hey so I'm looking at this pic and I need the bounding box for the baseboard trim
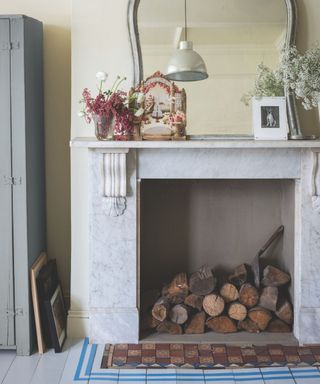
[67,310,89,338]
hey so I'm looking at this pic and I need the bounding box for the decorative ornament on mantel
[132,71,187,140]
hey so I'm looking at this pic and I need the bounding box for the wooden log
[203,294,225,317]
[206,316,237,333]
[162,272,189,304]
[189,265,216,296]
[228,264,249,286]
[169,304,189,324]
[261,265,290,287]
[157,321,183,335]
[238,318,260,333]
[140,312,161,331]
[185,311,206,334]
[220,283,239,303]
[258,286,278,312]
[228,302,247,321]
[267,319,291,333]
[239,283,259,308]
[248,307,272,331]
[184,294,203,311]
[141,289,160,313]
[152,297,170,322]
[275,300,293,325]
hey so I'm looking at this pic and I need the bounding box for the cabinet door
[0,18,15,347]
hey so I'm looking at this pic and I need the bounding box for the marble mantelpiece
[71,137,320,149]
[71,138,320,345]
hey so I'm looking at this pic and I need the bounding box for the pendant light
[165,0,208,82]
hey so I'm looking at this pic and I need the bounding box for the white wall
[69,0,320,336]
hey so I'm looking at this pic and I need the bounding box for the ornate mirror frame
[128,0,303,139]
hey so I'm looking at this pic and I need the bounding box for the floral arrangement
[242,45,320,110]
[241,64,284,106]
[279,46,320,110]
[79,72,145,139]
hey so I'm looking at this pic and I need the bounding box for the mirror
[129,0,300,137]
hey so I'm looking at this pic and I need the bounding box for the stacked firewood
[141,264,293,335]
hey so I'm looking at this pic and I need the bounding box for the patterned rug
[100,343,320,369]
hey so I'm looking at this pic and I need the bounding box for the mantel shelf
[71,137,320,149]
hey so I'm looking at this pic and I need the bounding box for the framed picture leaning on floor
[45,283,67,353]
[252,96,288,140]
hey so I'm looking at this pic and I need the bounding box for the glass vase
[93,114,114,141]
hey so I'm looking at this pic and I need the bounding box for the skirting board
[67,310,89,338]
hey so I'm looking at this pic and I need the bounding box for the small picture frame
[45,284,67,353]
[37,259,59,349]
[252,96,288,140]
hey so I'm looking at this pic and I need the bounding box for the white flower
[137,92,145,103]
[96,71,108,82]
[78,111,86,118]
[135,107,144,117]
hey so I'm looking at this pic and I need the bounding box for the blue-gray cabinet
[0,15,46,355]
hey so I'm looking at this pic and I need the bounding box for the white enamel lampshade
[165,40,208,82]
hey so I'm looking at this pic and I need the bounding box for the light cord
[184,0,187,41]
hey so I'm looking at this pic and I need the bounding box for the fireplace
[70,139,320,345]
[140,179,295,341]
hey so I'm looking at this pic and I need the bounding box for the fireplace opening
[139,179,296,344]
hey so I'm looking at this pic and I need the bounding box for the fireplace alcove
[140,178,296,343]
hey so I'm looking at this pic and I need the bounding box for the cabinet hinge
[2,176,22,186]
[11,42,20,50]
[0,41,20,50]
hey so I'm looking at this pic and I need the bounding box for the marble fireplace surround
[71,138,320,345]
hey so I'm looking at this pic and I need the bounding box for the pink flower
[80,78,134,136]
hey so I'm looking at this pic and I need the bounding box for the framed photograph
[30,252,48,354]
[45,284,67,353]
[252,97,288,140]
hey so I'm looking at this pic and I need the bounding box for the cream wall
[0,2,72,297]
[69,0,134,335]
[69,0,320,336]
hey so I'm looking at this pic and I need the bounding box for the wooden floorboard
[2,352,40,384]
[29,339,72,384]
[0,350,15,383]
